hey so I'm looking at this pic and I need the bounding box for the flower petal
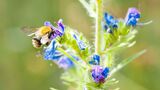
[125,7,141,26]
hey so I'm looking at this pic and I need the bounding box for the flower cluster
[27,7,141,85]
[25,0,147,89]
[89,55,110,83]
[91,65,109,83]
[88,7,141,84]
[104,8,140,33]
[103,7,141,48]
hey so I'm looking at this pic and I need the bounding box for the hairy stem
[57,47,87,68]
[95,0,102,54]
[57,47,77,62]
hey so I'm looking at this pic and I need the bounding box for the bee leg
[32,37,42,48]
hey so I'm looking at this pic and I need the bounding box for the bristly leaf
[79,0,96,18]
[50,87,58,90]
[59,26,91,60]
[110,50,146,76]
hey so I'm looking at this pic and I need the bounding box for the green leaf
[49,87,58,90]
[103,78,119,88]
[60,26,91,60]
[110,50,146,76]
[79,0,96,18]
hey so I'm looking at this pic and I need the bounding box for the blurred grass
[0,0,160,90]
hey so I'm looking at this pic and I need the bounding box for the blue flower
[43,39,79,69]
[57,55,79,69]
[91,66,109,83]
[104,12,118,29]
[57,56,74,69]
[89,54,100,65]
[125,7,141,26]
[44,21,56,30]
[44,19,65,40]
[101,67,109,78]
[73,34,86,50]
[57,19,65,34]
[43,40,62,60]
[49,30,63,40]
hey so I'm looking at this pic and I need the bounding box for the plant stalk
[95,0,102,54]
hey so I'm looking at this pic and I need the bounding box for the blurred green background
[0,0,159,90]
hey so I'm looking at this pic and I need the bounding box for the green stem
[95,0,102,54]
[57,47,77,62]
[57,47,86,68]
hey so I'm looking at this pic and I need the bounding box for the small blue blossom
[125,7,141,26]
[43,39,79,69]
[57,56,74,69]
[101,67,109,78]
[44,21,56,30]
[57,55,79,69]
[43,40,62,60]
[91,66,109,83]
[104,12,118,29]
[57,19,65,34]
[89,54,100,65]
[73,34,86,50]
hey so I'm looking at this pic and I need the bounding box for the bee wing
[21,26,39,37]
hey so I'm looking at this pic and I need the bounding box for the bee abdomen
[32,38,41,48]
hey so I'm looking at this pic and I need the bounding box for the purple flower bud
[91,66,109,83]
[44,21,51,26]
[104,12,118,29]
[125,7,141,26]
[44,21,57,30]
[57,19,65,34]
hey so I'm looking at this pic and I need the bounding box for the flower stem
[57,47,76,61]
[57,47,87,68]
[95,0,102,54]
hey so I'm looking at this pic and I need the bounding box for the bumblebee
[22,26,53,48]
[34,26,51,37]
